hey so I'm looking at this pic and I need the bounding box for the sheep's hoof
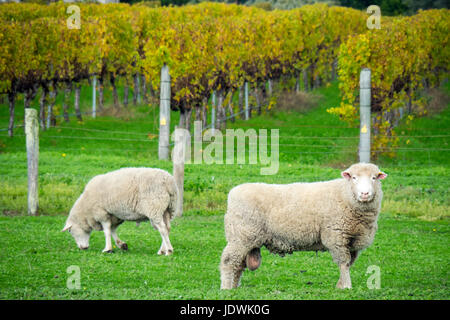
[103,249,114,254]
[158,249,173,256]
[119,243,128,251]
[220,284,233,290]
[336,280,352,289]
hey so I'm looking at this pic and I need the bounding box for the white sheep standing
[62,167,181,255]
[220,163,387,289]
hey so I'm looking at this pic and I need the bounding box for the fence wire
[1,132,448,154]
[1,102,449,162]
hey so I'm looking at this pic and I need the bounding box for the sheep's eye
[372,176,376,180]
[352,176,356,180]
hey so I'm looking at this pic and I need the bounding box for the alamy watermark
[367,5,381,30]
[366,265,381,289]
[66,265,81,290]
[171,121,279,175]
[67,5,81,30]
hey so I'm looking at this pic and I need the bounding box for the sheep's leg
[232,268,245,288]
[157,236,168,255]
[328,247,352,289]
[337,263,352,289]
[336,250,359,288]
[220,243,247,289]
[154,219,173,256]
[163,211,171,234]
[101,220,114,253]
[111,225,128,251]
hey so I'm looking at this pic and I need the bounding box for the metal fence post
[359,68,371,163]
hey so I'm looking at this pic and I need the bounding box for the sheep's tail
[246,248,262,271]
[167,175,183,218]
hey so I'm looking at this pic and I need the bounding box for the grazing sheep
[62,167,181,255]
[220,163,387,289]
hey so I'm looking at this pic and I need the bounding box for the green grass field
[0,214,448,299]
[0,81,448,299]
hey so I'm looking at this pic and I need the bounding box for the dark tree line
[17,0,449,15]
[339,0,449,16]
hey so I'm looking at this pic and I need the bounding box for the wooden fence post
[244,81,249,120]
[211,91,216,135]
[331,59,337,81]
[46,88,56,129]
[359,68,371,163]
[268,79,273,97]
[39,89,47,130]
[302,69,309,91]
[141,74,147,104]
[8,92,15,137]
[173,128,186,216]
[133,73,140,105]
[137,74,141,104]
[159,64,171,160]
[295,73,300,93]
[25,108,39,216]
[217,90,225,130]
[92,76,97,118]
[74,84,82,121]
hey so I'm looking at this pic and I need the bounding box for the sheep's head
[62,219,91,250]
[341,163,387,203]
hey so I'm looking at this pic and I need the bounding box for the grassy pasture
[0,81,448,299]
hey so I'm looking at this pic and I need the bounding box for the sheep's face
[341,163,387,203]
[62,221,91,250]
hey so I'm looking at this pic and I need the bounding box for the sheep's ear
[61,223,72,232]
[341,171,351,180]
[377,172,388,180]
